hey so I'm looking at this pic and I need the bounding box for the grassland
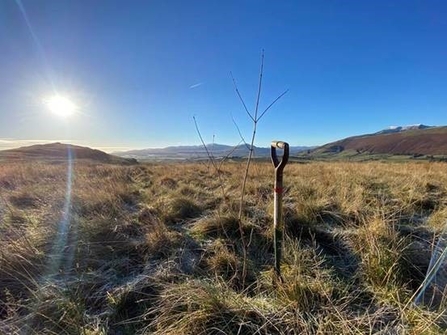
[1,160,447,334]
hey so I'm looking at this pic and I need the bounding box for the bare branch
[231,72,254,122]
[253,49,265,121]
[257,89,289,122]
[218,139,244,170]
[193,116,231,206]
[231,114,250,150]
[193,116,217,170]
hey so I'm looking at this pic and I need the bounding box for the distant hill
[314,125,447,157]
[0,143,137,164]
[114,144,314,160]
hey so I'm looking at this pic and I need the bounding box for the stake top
[271,141,289,170]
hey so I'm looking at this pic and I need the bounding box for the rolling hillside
[315,126,447,156]
[0,143,137,164]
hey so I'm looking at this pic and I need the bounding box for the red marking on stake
[274,187,283,194]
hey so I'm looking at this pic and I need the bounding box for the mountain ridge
[0,143,137,164]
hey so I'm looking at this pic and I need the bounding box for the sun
[45,95,77,118]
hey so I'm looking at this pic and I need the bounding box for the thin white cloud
[96,146,143,153]
[189,82,204,89]
[0,139,15,144]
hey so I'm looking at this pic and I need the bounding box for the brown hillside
[320,126,447,155]
[0,142,137,164]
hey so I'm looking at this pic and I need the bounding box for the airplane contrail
[189,82,204,89]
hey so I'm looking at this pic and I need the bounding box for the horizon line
[0,139,320,153]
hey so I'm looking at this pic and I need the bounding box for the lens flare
[46,146,74,279]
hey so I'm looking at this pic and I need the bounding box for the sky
[1,0,447,152]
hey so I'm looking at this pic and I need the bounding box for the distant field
[295,151,447,163]
[1,160,447,334]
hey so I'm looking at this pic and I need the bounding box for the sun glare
[45,95,77,118]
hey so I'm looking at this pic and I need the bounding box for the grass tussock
[1,160,447,333]
[192,214,243,239]
[161,195,202,224]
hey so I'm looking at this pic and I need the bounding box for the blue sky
[1,0,446,151]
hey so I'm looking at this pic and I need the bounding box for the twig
[193,116,232,242]
[258,89,289,121]
[253,49,265,121]
[218,140,244,171]
[231,115,250,150]
[231,72,254,122]
[193,116,218,172]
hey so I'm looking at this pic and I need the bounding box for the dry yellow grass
[1,160,447,334]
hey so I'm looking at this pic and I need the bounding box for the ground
[0,160,446,334]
